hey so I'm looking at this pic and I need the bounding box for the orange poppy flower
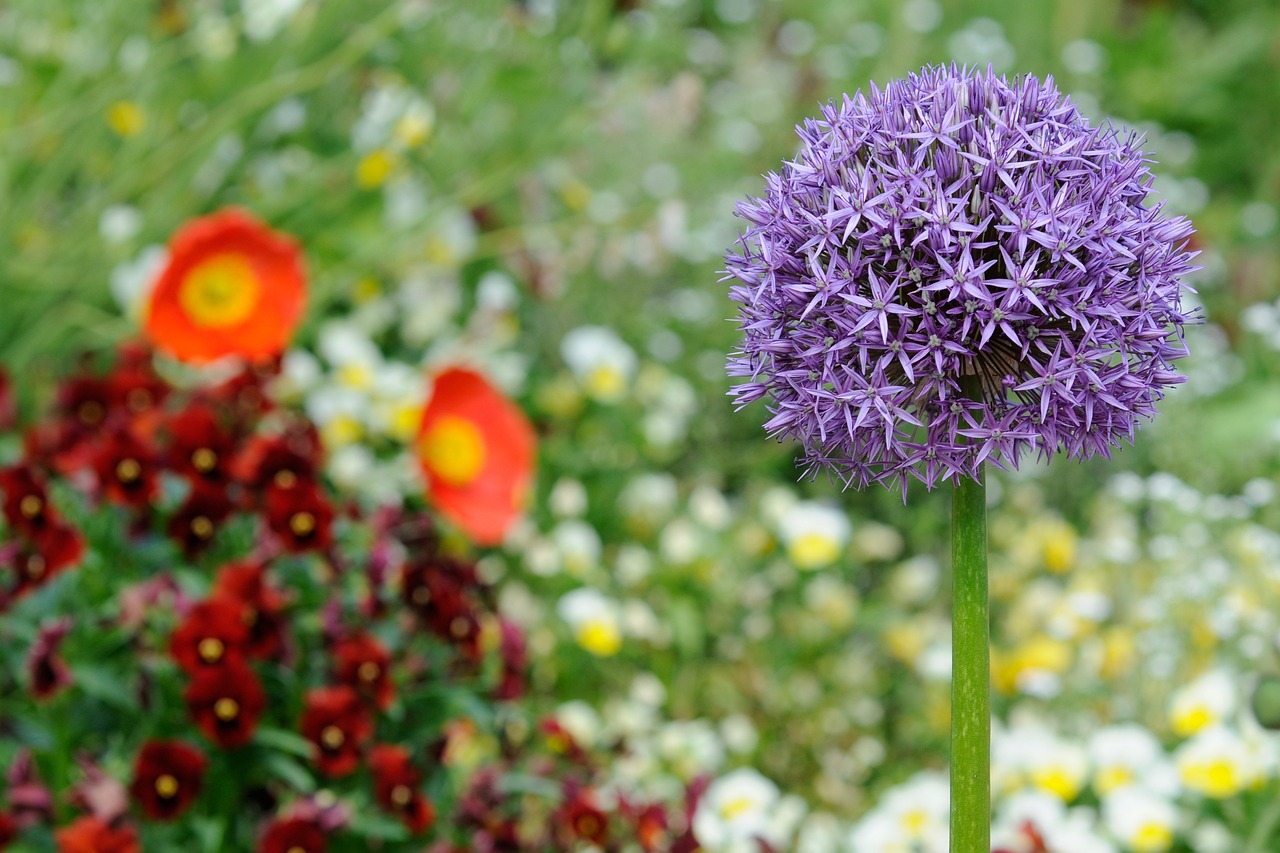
[416,367,535,546]
[144,209,305,364]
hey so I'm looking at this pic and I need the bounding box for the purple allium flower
[725,65,1199,493]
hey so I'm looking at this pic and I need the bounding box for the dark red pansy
[0,810,15,848]
[7,523,86,600]
[333,633,394,710]
[27,617,73,700]
[106,344,169,420]
[7,749,54,828]
[265,482,334,553]
[558,787,608,846]
[166,403,235,483]
[400,556,482,658]
[299,686,372,778]
[260,816,326,853]
[200,362,277,434]
[184,659,266,749]
[0,464,55,537]
[170,597,249,674]
[53,816,141,853]
[128,740,206,821]
[230,427,319,497]
[166,482,235,557]
[368,745,435,834]
[213,562,287,660]
[493,618,528,701]
[91,430,158,509]
[0,368,15,431]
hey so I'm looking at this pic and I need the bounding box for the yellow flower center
[788,532,841,569]
[1171,705,1214,737]
[198,637,225,664]
[179,253,259,328]
[155,774,180,798]
[191,448,218,473]
[1132,822,1174,853]
[19,495,43,518]
[116,458,142,483]
[584,365,626,401]
[719,795,755,820]
[1031,766,1082,801]
[26,555,46,578]
[290,512,316,537]
[190,516,215,539]
[391,784,412,807]
[420,416,486,487]
[1094,765,1135,795]
[320,725,345,750]
[358,661,380,683]
[901,808,929,836]
[107,100,146,137]
[356,149,395,189]
[575,619,621,657]
[213,697,239,721]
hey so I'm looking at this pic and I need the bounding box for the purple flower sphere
[725,65,1199,493]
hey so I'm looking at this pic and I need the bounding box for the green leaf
[262,752,316,793]
[254,726,315,758]
[70,665,138,711]
[347,811,410,841]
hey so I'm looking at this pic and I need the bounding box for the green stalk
[950,452,989,852]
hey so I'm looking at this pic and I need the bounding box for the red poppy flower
[368,745,435,834]
[167,483,236,557]
[265,482,334,553]
[333,633,394,710]
[128,740,206,821]
[415,367,536,546]
[5,522,86,600]
[212,563,287,660]
[144,209,306,364]
[299,686,372,778]
[166,403,235,483]
[170,598,249,674]
[0,464,55,538]
[54,817,141,853]
[184,659,266,749]
[91,430,158,509]
[260,816,326,853]
[27,617,73,700]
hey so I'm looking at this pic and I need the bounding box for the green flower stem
[950,452,990,853]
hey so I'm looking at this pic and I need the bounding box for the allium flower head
[725,65,1198,492]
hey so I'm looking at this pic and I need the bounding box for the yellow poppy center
[155,774,179,798]
[420,416,486,487]
[179,253,260,328]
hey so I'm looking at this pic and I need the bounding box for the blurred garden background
[2,0,1280,851]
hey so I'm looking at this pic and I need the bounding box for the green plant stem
[951,456,989,853]
[1244,783,1280,853]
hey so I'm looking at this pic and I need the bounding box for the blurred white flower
[692,768,779,851]
[110,245,166,323]
[552,519,602,576]
[1102,787,1177,853]
[1168,669,1237,737]
[549,478,588,518]
[557,588,623,657]
[1175,725,1270,798]
[849,771,949,852]
[242,0,306,42]
[777,501,851,570]
[1087,724,1172,796]
[99,205,142,244]
[561,325,637,403]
